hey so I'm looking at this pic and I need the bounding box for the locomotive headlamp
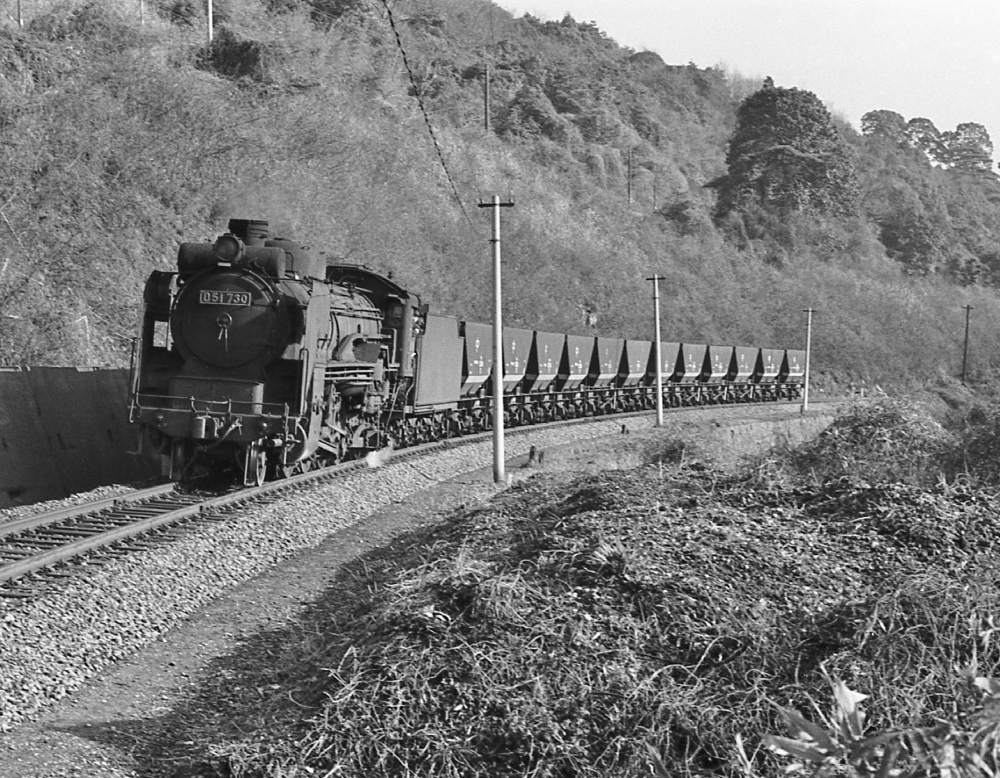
[214,233,244,263]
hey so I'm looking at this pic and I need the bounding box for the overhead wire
[377,0,478,235]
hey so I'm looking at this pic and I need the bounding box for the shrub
[746,670,1000,778]
[944,405,1000,485]
[773,398,954,487]
[196,26,278,83]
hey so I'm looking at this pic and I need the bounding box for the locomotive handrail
[127,337,142,422]
[131,391,293,419]
[297,347,310,415]
[382,327,399,370]
[128,337,140,400]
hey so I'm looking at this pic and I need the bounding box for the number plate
[199,290,251,306]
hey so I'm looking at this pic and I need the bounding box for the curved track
[0,400,801,598]
[0,484,195,591]
[0,431,439,597]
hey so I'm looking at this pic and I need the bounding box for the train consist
[129,218,806,485]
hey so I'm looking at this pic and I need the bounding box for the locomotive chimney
[227,218,269,246]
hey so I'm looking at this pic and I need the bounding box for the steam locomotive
[128,218,804,485]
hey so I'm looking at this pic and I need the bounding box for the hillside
[2,0,1000,395]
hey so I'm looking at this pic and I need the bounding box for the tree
[866,113,994,173]
[904,117,946,164]
[875,208,946,275]
[941,122,994,172]
[498,84,578,143]
[861,109,907,144]
[713,82,859,217]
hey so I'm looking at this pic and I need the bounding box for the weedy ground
[171,399,1000,777]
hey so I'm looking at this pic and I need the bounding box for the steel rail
[0,399,811,590]
[0,482,177,541]
[0,411,620,586]
[0,488,245,585]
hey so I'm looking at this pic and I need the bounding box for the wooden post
[484,63,490,132]
[627,148,633,204]
[962,304,973,384]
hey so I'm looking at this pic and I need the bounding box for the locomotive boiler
[129,219,419,485]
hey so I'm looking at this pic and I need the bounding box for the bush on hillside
[498,84,581,144]
[156,0,233,27]
[763,397,1000,490]
[942,405,1000,485]
[197,26,280,83]
[27,0,142,52]
[761,398,954,487]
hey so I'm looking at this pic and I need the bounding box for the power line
[377,0,477,233]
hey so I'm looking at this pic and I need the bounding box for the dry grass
[754,397,955,488]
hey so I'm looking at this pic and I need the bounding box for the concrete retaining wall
[0,367,158,508]
[704,411,837,469]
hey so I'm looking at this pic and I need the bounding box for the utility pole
[484,63,491,132]
[478,195,515,484]
[207,0,213,44]
[802,308,814,413]
[646,275,664,426]
[962,304,973,384]
[627,148,633,204]
[16,0,22,27]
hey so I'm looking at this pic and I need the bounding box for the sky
[501,0,1000,161]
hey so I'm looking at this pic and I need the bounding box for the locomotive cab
[325,263,422,409]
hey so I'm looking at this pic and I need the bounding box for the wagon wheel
[384,424,402,451]
[392,421,412,449]
[327,434,349,463]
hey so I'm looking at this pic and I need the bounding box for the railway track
[0,402,807,599]
[0,483,196,592]
[0,434,430,597]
